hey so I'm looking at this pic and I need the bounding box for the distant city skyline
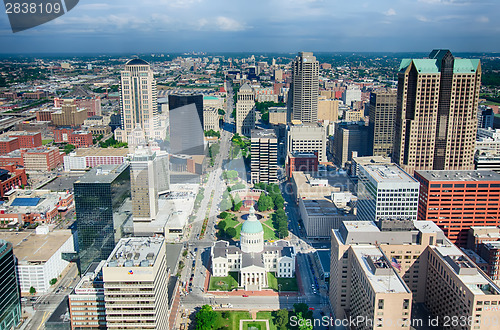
[1,0,500,53]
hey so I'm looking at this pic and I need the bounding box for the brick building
[0,138,19,155]
[415,170,500,247]
[286,152,318,178]
[8,132,42,148]
[0,165,27,198]
[53,128,93,148]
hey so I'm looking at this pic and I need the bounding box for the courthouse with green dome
[210,206,296,291]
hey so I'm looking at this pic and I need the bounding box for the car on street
[242,294,248,297]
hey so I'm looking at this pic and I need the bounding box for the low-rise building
[0,165,27,198]
[299,198,355,238]
[203,107,219,132]
[285,152,318,179]
[268,107,287,125]
[22,147,64,171]
[0,189,74,226]
[63,148,129,172]
[53,127,94,148]
[0,227,75,294]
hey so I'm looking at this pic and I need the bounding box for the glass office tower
[0,239,21,330]
[73,164,131,272]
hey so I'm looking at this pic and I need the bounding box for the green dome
[241,219,264,234]
[241,205,263,234]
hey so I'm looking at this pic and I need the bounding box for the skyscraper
[290,52,319,123]
[168,93,203,128]
[73,164,131,271]
[0,240,21,330]
[169,101,205,156]
[115,59,158,143]
[368,89,397,157]
[235,83,255,136]
[393,50,481,174]
[250,129,278,184]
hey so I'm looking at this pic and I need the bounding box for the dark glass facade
[0,240,21,330]
[74,164,130,271]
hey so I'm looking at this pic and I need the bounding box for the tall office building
[130,147,170,223]
[169,102,205,156]
[0,240,21,330]
[414,170,500,247]
[250,129,278,184]
[356,163,419,221]
[290,52,319,123]
[286,122,327,162]
[102,237,170,329]
[332,122,369,168]
[235,83,255,136]
[393,50,481,174]
[368,89,397,157]
[115,59,158,143]
[330,220,500,330]
[73,164,131,271]
[168,94,203,127]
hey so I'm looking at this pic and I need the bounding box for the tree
[29,286,36,295]
[224,170,238,180]
[195,305,219,330]
[63,144,76,154]
[226,227,237,238]
[220,197,233,212]
[231,183,246,190]
[49,278,57,286]
[293,303,313,320]
[296,312,313,330]
[275,309,289,330]
[257,194,274,212]
[218,109,225,116]
[233,201,242,212]
[218,220,227,231]
[219,211,229,219]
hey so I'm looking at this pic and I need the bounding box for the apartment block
[415,170,500,247]
[330,220,500,330]
[250,129,278,184]
[22,147,63,171]
[393,50,481,174]
[368,89,397,157]
[203,107,219,132]
[102,237,169,329]
[356,163,419,221]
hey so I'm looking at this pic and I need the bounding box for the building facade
[250,129,278,184]
[115,59,158,142]
[291,52,319,123]
[330,220,500,330]
[235,83,255,136]
[415,170,500,247]
[52,100,88,127]
[368,89,397,157]
[0,240,21,330]
[73,164,131,272]
[392,50,481,174]
[332,122,369,168]
[286,122,326,163]
[356,163,419,221]
[102,237,170,329]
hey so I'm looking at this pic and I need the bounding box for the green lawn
[263,225,278,241]
[223,215,240,228]
[243,321,267,330]
[267,272,298,291]
[234,223,242,239]
[42,139,52,145]
[209,272,239,291]
[256,312,278,330]
[216,311,251,329]
[264,218,275,229]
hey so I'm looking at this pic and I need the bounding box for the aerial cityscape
[1,1,500,330]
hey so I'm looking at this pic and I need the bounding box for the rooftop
[0,229,73,264]
[74,164,129,184]
[105,237,164,268]
[301,198,352,216]
[73,148,129,158]
[415,170,500,182]
[251,128,276,140]
[361,164,417,184]
[351,246,409,294]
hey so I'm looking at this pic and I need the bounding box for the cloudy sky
[1,0,499,53]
